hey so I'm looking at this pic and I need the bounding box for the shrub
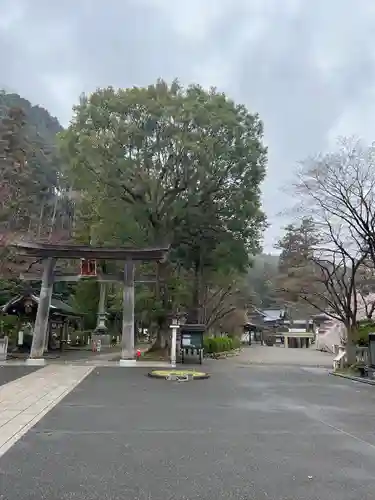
[0,314,19,342]
[231,336,241,349]
[203,335,240,353]
[357,321,375,346]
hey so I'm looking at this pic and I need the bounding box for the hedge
[357,321,375,346]
[203,335,241,353]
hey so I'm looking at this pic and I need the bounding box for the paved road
[1,354,375,499]
[7,345,123,362]
[0,365,41,387]
[235,344,334,367]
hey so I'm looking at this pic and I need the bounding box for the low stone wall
[91,334,112,347]
[205,348,242,360]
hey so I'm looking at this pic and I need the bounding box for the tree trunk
[37,198,45,238]
[187,256,202,324]
[149,261,169,351]
[48,193,59,240]
[150,319,169,350]
[346,325,357,366]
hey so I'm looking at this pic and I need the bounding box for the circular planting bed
[148,369,210,381]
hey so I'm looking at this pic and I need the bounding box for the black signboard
[181,332,203,348]
[180,324,205,349]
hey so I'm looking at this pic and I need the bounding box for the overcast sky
[2,0,375,252]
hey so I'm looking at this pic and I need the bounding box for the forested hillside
[0,91,70,244]
[0,91,72,303]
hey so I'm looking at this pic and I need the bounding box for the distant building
[248,308,313,331]
[248,308,286,328]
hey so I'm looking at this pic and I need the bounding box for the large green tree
[60,80,267,342]
[276,218,319,299]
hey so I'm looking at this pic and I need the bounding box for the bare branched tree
[287,137,375,363]
[295,137,375,263]
[277,210,370,363]
[356,258,375,320]
[201,279,243,331]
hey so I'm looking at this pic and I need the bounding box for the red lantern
[80,258,97,277]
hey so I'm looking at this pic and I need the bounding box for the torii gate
[12,241,169,365]
[20,270,163,339]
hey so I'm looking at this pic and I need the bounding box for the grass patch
[335,362,366,377]
[141,347,169,361]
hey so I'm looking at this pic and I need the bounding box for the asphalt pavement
[0,365,41,387]
[0,357,375,499]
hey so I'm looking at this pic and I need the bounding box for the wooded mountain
[0,91,63,192]
[0,92,65,300]
[0,91,72,244]
[0,92,62,137]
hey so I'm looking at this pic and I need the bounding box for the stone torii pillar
[27,257,56,364]
[120,261,135,366]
